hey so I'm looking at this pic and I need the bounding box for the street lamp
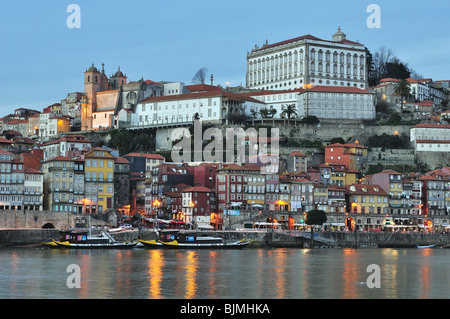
[189,201,195,229]
[152,199,161,217]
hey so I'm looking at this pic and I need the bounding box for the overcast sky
[0,0,449,114]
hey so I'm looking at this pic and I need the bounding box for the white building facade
[410,124,450,143]
[296,86,375,121]
[126,88,265,128]
[246,28,369,92]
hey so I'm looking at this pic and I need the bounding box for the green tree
[386,111,402,125]
[250,109,260,118]
[384,60,411,80]
[329,137,346,145]
[280,103,298,125]
[394,79,411,107]
[108,129,133,154]
[305,209,327,226]
[305,209,327,247]
[131,132,154,152]
[259,108,270,118]
[301,115,320,125]
[367,133,406,149]
[268,108,277,118]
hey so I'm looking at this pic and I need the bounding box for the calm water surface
[0,247,449,299]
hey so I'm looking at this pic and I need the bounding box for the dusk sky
[0,0,449,115]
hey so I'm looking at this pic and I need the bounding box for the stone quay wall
[1,228,449,248]
[136,229,450,249]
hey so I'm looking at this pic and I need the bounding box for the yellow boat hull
[138,239,164,248]
[42,239,70,248]
[161,240,179,246]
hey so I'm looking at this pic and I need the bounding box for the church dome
[114,66,124,77]
[332,27,346,42]
[87,63,98,72]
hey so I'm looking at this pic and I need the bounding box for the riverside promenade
[1,228,450,249]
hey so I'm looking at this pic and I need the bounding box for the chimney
[211,74,214,86]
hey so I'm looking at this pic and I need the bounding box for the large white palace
[108,27,375,131]
[245,27,369,91]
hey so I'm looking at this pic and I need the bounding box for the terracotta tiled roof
[45,156,73,162]
[379,78,400,83]
[375,169,401,175]
[0,137,13,144]
[253,34,364,53]
[289,151,306,157]
[144,80,163,86]
[412,124,450,129]
[185,84,221,93]
[346,184,388,196]
[124,152,165,160]
[182,186,211,193]
[24,168,43,174]
[114,157,129,164]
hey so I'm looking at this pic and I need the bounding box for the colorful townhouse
[325,142,368,170]
[345,183,389,231]
[370,170,404,214]
[181,186,215,228]
[84,147,115,213]
[42,156,75,213]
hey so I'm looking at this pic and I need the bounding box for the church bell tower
[82,63,101,131]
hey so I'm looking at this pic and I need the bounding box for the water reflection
[184,251,198,298]
[419,249,432,299]
[208,251,218,296]
[267,249,287,298]
[1,248,449,299]
[147,250,164,299]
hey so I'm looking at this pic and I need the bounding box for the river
[0,247,449,300]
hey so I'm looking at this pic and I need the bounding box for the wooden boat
[55,240,137,249]
[416,244,436,249]
[158,231,250,249]
[43,230,137,249]
[138,239,163,249]
[41,230,85,248]
[41,239,68,248]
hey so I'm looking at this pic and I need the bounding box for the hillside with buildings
[0,27,449,232]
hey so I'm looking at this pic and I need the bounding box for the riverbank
[2,228,450,248]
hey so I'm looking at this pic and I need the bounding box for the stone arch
[42,223,55,229]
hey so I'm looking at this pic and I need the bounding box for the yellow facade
[247,172,266,206]
[344,171,359,186]
[347,185,389,215]
[56,118,71,134]
[313,185,329,212]
[389,178,403,212]
[84,148,115,213]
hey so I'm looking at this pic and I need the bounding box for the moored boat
[55,240,137,249]
[416,244,436,249]
[138,239,163,248]
[41,239,67,248]
[158,231,250,249]
[43,230,137,249]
